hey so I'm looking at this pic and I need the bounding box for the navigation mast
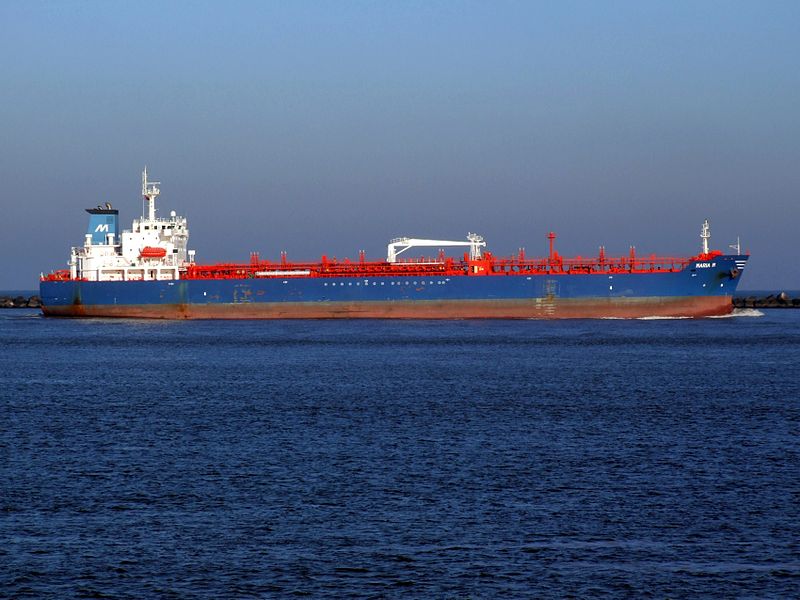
[142,167,160,221]
[700,219,711,255]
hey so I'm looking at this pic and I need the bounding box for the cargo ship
[40,169,748,319]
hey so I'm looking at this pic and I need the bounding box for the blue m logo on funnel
[86,208,119,244]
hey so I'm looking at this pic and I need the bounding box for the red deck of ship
[180,248,722,281]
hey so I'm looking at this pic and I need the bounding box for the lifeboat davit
[140,246,167,258]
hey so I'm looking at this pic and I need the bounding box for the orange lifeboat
[140,246,167,258]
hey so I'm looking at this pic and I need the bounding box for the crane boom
[387,233,486,262]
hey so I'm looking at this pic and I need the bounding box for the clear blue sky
[1,1,798,289]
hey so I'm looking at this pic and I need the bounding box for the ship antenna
[729,236,741,255]
[700,219,711,255]
[141,166,161,221]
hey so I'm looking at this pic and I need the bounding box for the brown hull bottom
[42,296,734,319]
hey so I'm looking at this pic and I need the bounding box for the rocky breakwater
[734,292,800,309]
[0,295,42,309]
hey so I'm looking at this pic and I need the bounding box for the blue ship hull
[40,255,747,319]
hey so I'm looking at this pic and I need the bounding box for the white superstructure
[68,168,194,281]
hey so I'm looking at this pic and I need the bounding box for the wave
[708,308,765,318]
[600,315,692,320]
[602,308,765,320]
[636,316,691,320]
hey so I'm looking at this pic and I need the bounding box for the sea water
[2,309,798,598]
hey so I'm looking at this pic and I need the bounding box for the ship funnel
[85,207,119,245]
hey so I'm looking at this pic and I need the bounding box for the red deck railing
[181,250,723,280]
[41,269,72,282]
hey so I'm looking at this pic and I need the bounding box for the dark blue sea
[2,309,799,598]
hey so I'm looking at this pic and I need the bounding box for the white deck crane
[387,233,486,263]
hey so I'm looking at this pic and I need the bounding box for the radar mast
[142,167,161,221]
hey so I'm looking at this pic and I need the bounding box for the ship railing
[181,252,699,280]
[486,255,694,275]
[41,269,72,282]
[183,261,463,279]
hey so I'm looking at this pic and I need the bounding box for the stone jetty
[0,295,42,308]
[733,292,800,309]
